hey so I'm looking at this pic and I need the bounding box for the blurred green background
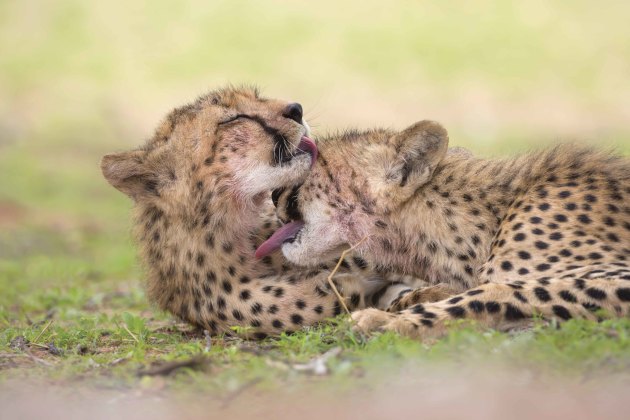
[1,0,629,321]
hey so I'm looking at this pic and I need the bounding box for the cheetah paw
[351,308,395,334]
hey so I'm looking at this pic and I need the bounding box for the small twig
[326,236,370,315]
[33,319,53,343]
[137,355,207,377]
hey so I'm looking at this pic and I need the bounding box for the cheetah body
[269,121,630,338]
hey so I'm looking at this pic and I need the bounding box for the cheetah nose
[283,103,303,124]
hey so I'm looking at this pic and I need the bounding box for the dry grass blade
[33,320,53,344]
[122,324,140,344]
[326,236,370,315]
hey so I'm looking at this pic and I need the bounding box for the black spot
[240,276,251,284]
[353,256,369,269]
[582,302,601,312]
[588,252,603,260]
[485,301,501,313]
[534,241,549,250]
[558,190,571,198]
[411,304,425,314]
[554,214,568,223]
[468,300,485,313]
[274,287,285,298]
[448,296,463,304]
[536,263,551,272]
[549,232,563,241]
[513,291,528,303]
[332,301,342,316]
[205,233,215,248]
[505,303,526,321]
[374,220,388,229]
[314,305,324,314]
[291,314,304,325]
[574,278,586,290]
[296,300,307,310]
[518,268,530,275]
[420,319,434,327]
[518,251,531,260]
[217,297,226,309]
[585,288,606,300]
[251,303,263,314]
[534,287,551,302]
[530,216,543,224]
[538,203,550,211]
[272,319,284,329]
[607,233,620,242]
[446,306,466,318]
[577,214,592,224]
[222,281,232,294]
[552,305,572,320]
[239,290,251,301]
[616,288,630,301]
[268,304,279,314]
[565,203,577,211]
[467,289,483,296]
[232,310,243,321]
[559,290,577,303]
[513,233,526,241]
[501,261,513,271]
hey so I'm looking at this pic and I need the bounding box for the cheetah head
[101,86,317,214]
[256,120,449,266]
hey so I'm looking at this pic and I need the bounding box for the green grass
[1,0,630,399]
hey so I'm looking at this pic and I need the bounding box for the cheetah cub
[101,86,420,338]
[264,120,630,339]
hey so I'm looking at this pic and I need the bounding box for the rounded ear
[101,150,157,200]
[387,120,449,189]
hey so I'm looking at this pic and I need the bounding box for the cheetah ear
[101,150,157,200]
[388,120,449,188]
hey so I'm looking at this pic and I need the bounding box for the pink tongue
[297,136,318,167]
[255,221,305,259]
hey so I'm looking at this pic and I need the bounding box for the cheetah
[101,86,420,338]
[262,120,630,339]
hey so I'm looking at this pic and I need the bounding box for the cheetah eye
[218,114,244,125]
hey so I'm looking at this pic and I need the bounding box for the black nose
[283,103,303,123]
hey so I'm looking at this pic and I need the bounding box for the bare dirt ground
[2,367,628,420]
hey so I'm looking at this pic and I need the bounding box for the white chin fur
[302,119,311,138]
[236,154,311,197]
[281,224,345,267]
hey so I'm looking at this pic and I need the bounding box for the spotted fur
[101,86,423,337]
[271,120,630,338]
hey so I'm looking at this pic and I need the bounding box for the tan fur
[101,86,422,337]
[272,121,630,339]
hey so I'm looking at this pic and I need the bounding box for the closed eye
[218,114,246,125]
[217,114,280,138]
